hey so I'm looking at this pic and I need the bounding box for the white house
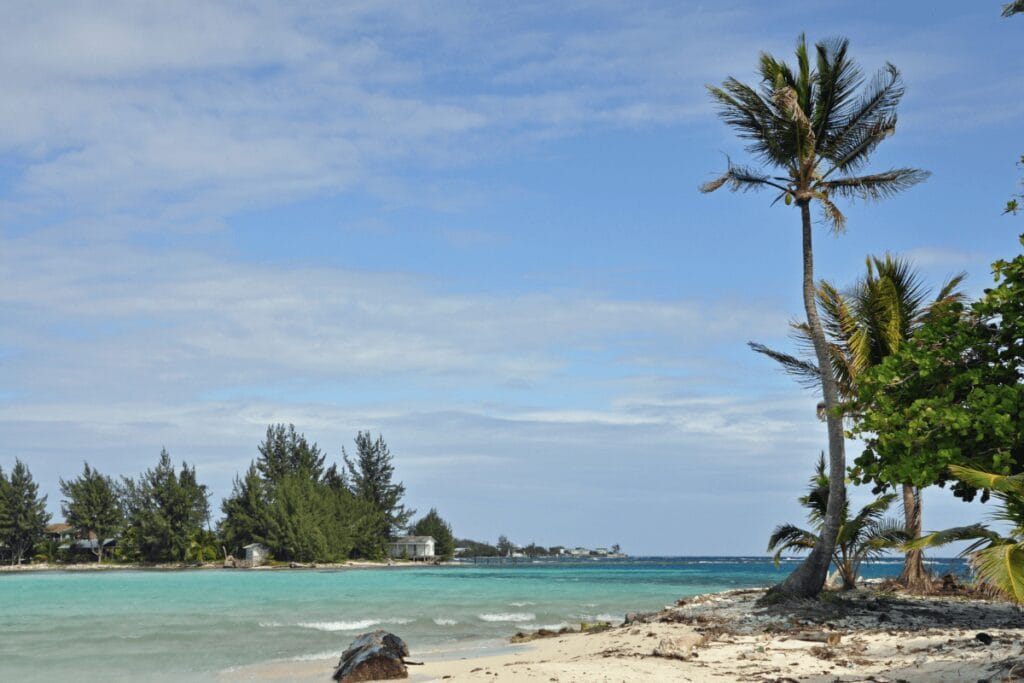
[387,536,436,560]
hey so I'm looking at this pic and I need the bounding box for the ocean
[0,557,966,682]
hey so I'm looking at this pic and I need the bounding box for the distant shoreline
[0,559,452,574]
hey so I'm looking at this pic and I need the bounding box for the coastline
[225,586,1024,682]
[0,560,442,573]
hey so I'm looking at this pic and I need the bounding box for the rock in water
[332,630,410,682]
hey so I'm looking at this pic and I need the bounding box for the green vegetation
[0,461,50,564]
[909,465,1024,603]
[344,431,414,540]
[753,255,963,588]
[703,33,927,598]
[412,508,455,560]
[1,424,450,566]
[118,449,211,563]
[768,454,905,589]
[852,238,1024,502]
[59,463,123,562]
[220,426,418,562]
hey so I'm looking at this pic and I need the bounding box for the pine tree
[220,463,268,556]
[121,449,210,562]
[2,460,50,564]
[59,462,123,562]
[256,424,326,484]
[343,432,413,540]
[412,508,455,560]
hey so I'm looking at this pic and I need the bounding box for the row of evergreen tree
[0,424,455,565]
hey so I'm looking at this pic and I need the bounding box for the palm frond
[767,523,818,565]
[819,63,904,171]
[748,341,821,388]
[906,524,1006,551]
[819,168,931,202]
[774,85,815,163]
[700,161,789,195]
[813,190,847,233]
[706,81,792,167]
[851,492,898,528]
[1003,1,1024,17]
[863,518,912,551]
[971,543,1024,603]
[930,272,968,312]
[948,465,1024,496]
[811,38,861,144]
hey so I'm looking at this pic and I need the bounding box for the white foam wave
[297,619,381,632]
[386,617,416,625]
[516,622,569,631]
[478,612,536,623]
[509,601,535,607]
[433,618,458,626]
[287,650,344,662]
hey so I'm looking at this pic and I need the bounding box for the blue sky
[1,1,1022,555]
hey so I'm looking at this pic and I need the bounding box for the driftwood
[332,630,410,683]
[787,631,843,645]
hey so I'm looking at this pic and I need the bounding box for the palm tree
[702,35,929,597]
[751,256,964,589]
[768,454,905,589]
[909,465,1024,603]
[1003,1,1024,17]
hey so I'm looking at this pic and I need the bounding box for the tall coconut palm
[751,256,963,589]
[702,35,929,597]
[768,454,905,590]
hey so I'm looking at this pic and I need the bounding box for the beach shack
[242,542,269,567]
[387,535,436,560]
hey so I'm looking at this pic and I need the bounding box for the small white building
[243,542,269,567]
[387,536,436,560]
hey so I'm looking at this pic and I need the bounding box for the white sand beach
[222,586,1024,682]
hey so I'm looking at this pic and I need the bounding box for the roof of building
[45,523,74,533]
[242,543,267,549]
[390,536,435,544]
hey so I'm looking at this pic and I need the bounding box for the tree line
[0,425,456,565]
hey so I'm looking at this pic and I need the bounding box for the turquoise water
[0,557,965,682]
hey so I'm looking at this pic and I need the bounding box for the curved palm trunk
[773,202,847,599]
[899,484,930,590]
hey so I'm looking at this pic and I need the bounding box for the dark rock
[975,632,993,645]
[332,630,410,682]
[876,613,890,623]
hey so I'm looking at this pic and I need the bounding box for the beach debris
[580,620,612,634]
[788,631,842,645]
[511,627,574,643]
[652,633,706,660]
[332,630,410,682]
[975,632,993,645]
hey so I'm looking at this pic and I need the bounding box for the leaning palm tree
[751,256,964,590]
[908,465,1024,603]
[702,35,929,597]
[768,454,905,590]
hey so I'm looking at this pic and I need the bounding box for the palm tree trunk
[899,484,930,590]
[772,201,847,599]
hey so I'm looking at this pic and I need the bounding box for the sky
[1,1,1022,556]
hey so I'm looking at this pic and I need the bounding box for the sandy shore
[225,586,1024,682]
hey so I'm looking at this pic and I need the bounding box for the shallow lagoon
[0,557,965,682]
